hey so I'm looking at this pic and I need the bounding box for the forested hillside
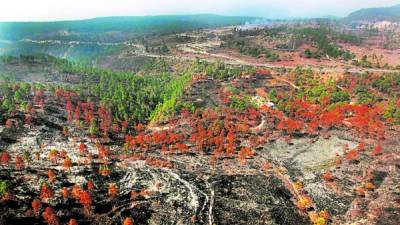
[0,15,256,42]
[346,4,400,22]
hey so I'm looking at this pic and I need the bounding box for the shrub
[330,91,350,103]
[0,151,10,166]
[123,217,134,225]
[31,199,42,215]
[43,207,59,225]
[79,191,92,209]
[228,96,255,111]
[68,219,78,225]
[0,180,9,196]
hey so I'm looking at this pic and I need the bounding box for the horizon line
[0,13,344,23]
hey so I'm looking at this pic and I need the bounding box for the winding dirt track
[132,51,399,74]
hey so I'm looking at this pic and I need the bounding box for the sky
[0,0,399,22]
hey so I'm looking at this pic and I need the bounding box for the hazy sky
[1,0,399,21]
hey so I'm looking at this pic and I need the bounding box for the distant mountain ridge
[346,4,400,22]
[0,14,256,42]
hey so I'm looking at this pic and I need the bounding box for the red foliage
[82,102,95,124]
[48,150,58,164]
[307,120,319,134]
[237,147,254,165]
[145,157,173,169]
[322,171,334,182]
[371,145,383,157]
[319,108,344,129]
[0,151,10,166]
[72,184,82,200]
[136,123,144,132]
[348,79,356,95]
[99,165,111,176]
[47,170,56,183]
[15,155,24,170]
[347,116,369,129]
[356,143,365,152]
[181,109,191,118]
[136,134,145,148]
[108,183,118,199]
[123,217,134,225]
[140,188,150,198]
[255,69,271,76]
[297,195,313,211]
[40,183,54,200]
[66,100,73,123]
[31,199,42,215]
[68,219,78,225]
[365,182,376,191]
[98,107,113,137]
[226,129,236,155]
[87,180,95,190]
[74,104,81,123]
[277,118,304,134]
[176,143,189,153]
[345,104,386,139]
[161,144,167,155]
[79,143,87,154]
[42,207,59,225]
[34,89,45,108]
[97,145,109,160]
[345,148,359,161]
[121,120,129,133]
[255,88,268,97]
[64,158,72,171]
[55,88,65,98]
[79,191,92,209]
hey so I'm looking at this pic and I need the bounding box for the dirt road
[133,51,399,74]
